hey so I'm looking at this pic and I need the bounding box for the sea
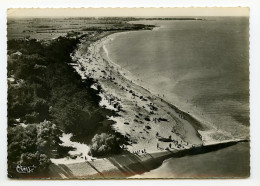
[105,17,250,177]
[132,142,249,178]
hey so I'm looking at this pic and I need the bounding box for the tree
[89,133,121,157]
[7,121,61,178]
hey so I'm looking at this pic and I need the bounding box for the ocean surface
[132,142,249,178]
[105,17,249,142]
[105,17,250,177]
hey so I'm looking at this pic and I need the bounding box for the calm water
[106,17,249,141]
[133,142,250,178]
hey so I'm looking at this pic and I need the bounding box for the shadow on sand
[44,140,248,179]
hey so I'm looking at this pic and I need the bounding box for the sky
[7,8,249,18]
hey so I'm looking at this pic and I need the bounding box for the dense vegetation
[7,20,153,178]
[8,121,61,178]
[7,34,115,177]
[81,23,155,32]
[8,35,112,133]
[89,133,122,157]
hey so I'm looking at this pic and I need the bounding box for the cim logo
[16,164,36,174]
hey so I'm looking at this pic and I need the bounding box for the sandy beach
[6,12,251,180]
[52,29,248,165]
[71,31,203,155]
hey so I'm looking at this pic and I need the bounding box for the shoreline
[96,29,249,145]
[99,29,247,145]
[51,28,249,168]
[7,17,250,179]
[73,30,203,153]
[45,140,248,179]
[48,29,250,179]
[71,29,249,152]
